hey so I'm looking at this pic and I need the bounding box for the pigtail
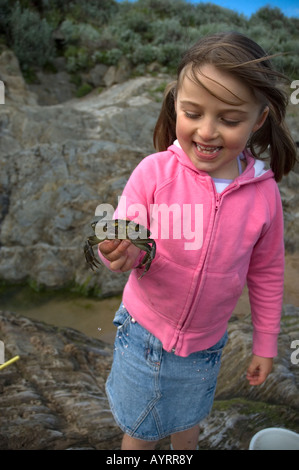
[249,89,297,182]
[153,81,177,151]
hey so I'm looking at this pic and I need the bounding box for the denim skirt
[105,303,227,441]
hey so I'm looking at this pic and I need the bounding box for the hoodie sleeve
[246,181,284,358]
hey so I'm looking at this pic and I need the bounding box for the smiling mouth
[195,142,222,154]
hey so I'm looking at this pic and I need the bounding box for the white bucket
[249,427,299,450]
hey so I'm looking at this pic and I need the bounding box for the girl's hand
[246,355,273,386]
[99,239,141,273]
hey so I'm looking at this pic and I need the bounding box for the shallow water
[1,285,122,344]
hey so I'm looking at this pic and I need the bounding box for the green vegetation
[0,0,298,80]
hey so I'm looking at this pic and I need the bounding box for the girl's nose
[197,117,218,142]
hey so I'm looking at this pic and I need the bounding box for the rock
[83,63,109,88]
[26,58,131,105]
[103,58,132,87]
[0,307,298,450]
[0,49,37,106]
[28,70,77,105]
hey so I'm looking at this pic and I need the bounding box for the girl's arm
[247,183,284,358]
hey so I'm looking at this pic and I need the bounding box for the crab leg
[134,239,156,279]
[84,239,101,271]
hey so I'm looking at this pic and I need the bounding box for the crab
[84,219,156,279]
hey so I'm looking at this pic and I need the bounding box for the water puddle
[0,285,121,344]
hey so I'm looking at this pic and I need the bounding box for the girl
[99,32,297,450]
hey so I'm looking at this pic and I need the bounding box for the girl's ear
[252,106,269,133]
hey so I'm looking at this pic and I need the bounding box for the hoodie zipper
[215,192,221,211]
[170,181,238,354]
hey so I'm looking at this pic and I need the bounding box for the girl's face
[175,64,269,179]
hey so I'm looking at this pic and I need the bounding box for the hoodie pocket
[191,271,243,329]
[136,254,192,319]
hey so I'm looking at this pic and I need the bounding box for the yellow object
[0,355,20,370]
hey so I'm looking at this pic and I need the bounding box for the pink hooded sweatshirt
[99,144,284,358]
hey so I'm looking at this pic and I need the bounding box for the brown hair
[153,31,297,181]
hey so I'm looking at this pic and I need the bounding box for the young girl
[99,32,297,450]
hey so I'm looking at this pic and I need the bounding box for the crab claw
[136,239,156,279]
[84,240,101,271]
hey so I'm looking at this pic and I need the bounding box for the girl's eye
[185,112,200,119]
[222,119,240,127]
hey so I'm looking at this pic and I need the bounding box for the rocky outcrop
[0,307,298,450]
